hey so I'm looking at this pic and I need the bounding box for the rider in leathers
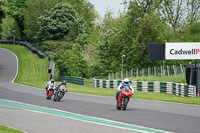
[55,80,67,94]
[45,79,56,92]
[116,78,134,100]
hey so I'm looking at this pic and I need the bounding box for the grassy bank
[129,74,186,83]
[1,44,200,105]
[0,44,49,87]
[0,125,23,133]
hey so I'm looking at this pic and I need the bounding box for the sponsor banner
[165,42,200,60]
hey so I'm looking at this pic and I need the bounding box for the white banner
[165,42,200,60]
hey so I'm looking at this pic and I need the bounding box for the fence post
[126,69,128,78]
[154,66,156,76]
[148,67,150,76]
[142,68,144,77]
[111,73,115,79]
[136,68,138,78]
[161,65,163,77]
[173,65,177,76]
[167,65,170,76]
[180,64,184,76]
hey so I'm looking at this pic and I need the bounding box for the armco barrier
[56,76,85,85]
[93,79,196,97]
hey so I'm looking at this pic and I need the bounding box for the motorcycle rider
[45,79,56,92]
[116,78,134,100]
[55,80,68,94]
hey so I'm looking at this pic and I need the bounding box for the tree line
[0,0,200,79]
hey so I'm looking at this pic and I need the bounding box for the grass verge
[129,74,186,83]
[1,44,200,105]
[0,125,23,133]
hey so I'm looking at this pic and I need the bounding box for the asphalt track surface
[1,48,200,133]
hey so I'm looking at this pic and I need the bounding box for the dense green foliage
[0,0,6,32]
[7,0,27,40]
[55,46,89,78]
[1,0,200,79]
[24,0,96,42]
[35,3,88,42]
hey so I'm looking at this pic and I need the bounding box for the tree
[130,13,171,68]
[35,3,88,42]
[55,48,89,78]
[181,22,200,42]
[186,0,200,24]
[7,0,27,40]
[24,0,97,42]
[162,0,184,33]
[0,0,6,32]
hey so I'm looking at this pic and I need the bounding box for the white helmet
[124,78,129,85]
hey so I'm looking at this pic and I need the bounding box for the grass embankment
[0,44,49,88]
[0,125,23,133]
[130,74,186,83]
[1,44,200,105]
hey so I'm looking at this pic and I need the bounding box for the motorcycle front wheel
[54,93,58,101]
[57,92,65,102]
[116,101,121,110]
[122,98,129,110]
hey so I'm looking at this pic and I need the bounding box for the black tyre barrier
[31,47,37,54]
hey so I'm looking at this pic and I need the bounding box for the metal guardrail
[56,76,85,85]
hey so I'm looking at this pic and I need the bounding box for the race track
[0,47,200,133]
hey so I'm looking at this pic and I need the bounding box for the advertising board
[165,42,200,60]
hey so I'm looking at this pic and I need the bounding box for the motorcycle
[54,85,67,102]
[116,85,132,110]
[46,83,55,100]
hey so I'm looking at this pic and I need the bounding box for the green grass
[0,125,23,133]
[0,44,49,87]
[1,44,200,105]
[129,74,186,83]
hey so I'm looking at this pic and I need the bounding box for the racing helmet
[51,79,54,83]
[124,78,129,85]
[61,80,66,85]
